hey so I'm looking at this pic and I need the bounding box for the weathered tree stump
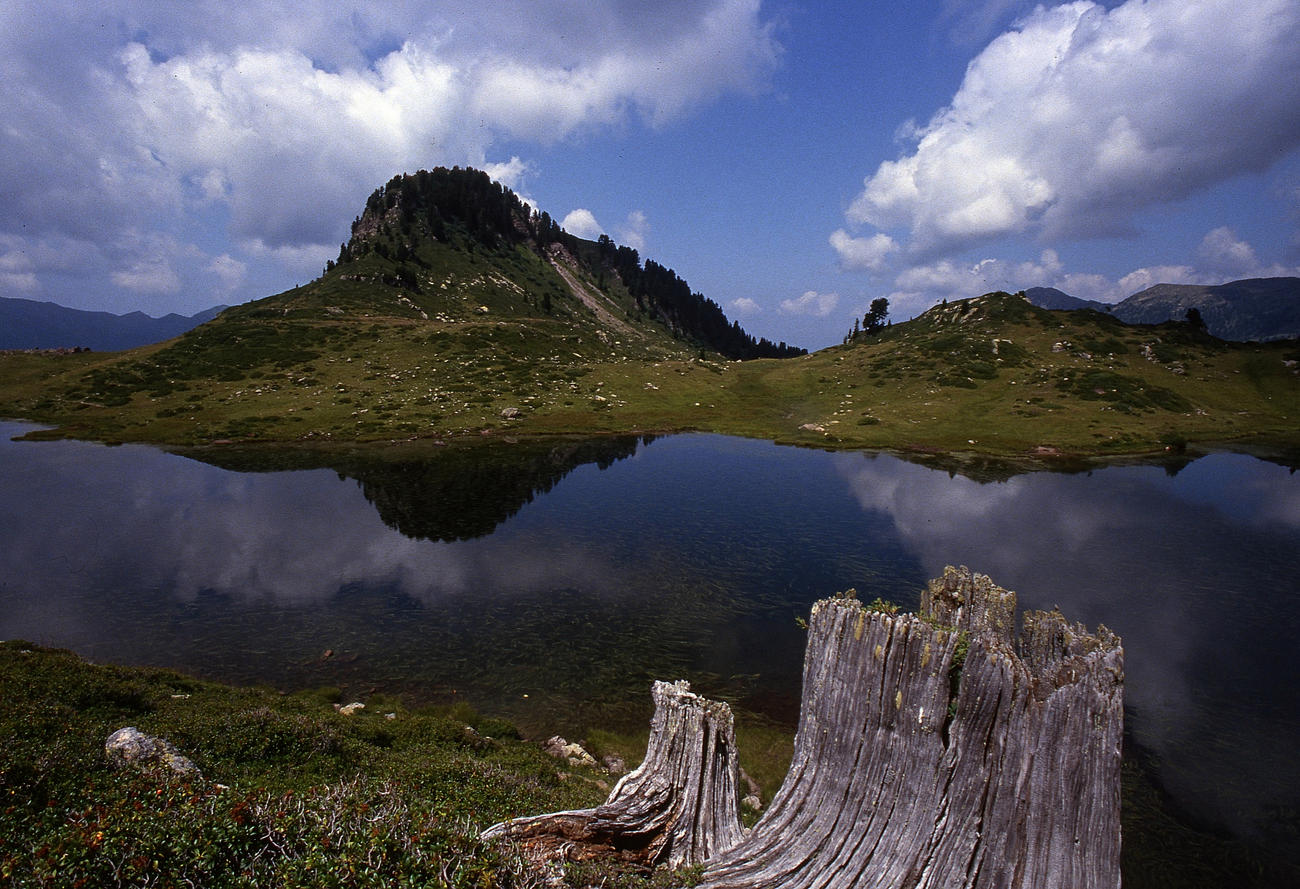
[696,566,1123,889]
[482,679,745,869]
[485,567,1123,888]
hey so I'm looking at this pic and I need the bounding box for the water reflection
[188,435,649,541]
[837,452,1300,852]
[2,423,1298,873]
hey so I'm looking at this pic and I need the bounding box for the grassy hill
[770,292,1298,458]
[0,170,1296,460]
[3,290,1297,460]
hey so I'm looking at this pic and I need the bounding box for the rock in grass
[105,726,200,778]
[542,735,598,769]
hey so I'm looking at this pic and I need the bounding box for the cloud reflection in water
[835,451,1300,845]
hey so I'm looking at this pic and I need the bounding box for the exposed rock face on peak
[330,166,805,360]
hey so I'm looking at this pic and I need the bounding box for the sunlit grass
[2,289,1296,459]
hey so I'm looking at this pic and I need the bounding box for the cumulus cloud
[1196,227,1260,280]
[562,209,604,240]
[879,226,1300,319]
[617,210,650,252]
[0,0,778,310]
[1114,265,1206,296]
[830,229,898,271]
[842,0,1300,255]
[729,296,761,315]
[481,157,532,193]
[109,231,204,296]
[206,254,248,294]
[938,0,1036,48]
[780,290,839,317]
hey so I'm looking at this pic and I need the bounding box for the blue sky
[3,1,1299,349]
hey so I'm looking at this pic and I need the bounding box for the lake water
[2,421,1298,878]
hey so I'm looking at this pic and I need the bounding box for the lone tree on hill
[864,297,889,334]
[846,297,891,343]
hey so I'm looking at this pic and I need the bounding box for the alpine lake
[3,420,1298,883]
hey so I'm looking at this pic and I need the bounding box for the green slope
[1,167,1296,461]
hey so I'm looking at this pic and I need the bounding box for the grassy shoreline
[5,640,1293,888]
[2,293,1297,461]
[0,640,704,888]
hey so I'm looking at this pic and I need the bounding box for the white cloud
[881,227,1300,318]
[1115,265,1209,296]
[0,1,779,309]
[830,229,898,271]
[562,209,604,240]
[206,254,247,294]
[109,231,201,296]
[893,249,1062,300]
[842,0,1300,255]
[1196,227,1260,280]
[729,297,761,315]
[239,239,334,282]
[938,0,1036,48]
[111,256,182,295]
[481,157,532,192]
[780,290,839,317]
[617,210,650,252]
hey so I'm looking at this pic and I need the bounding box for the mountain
[1109,277,1300,341]
[327,167,803,360]
[1023,287,1110,313]
[0,166,808,444]
[0,297,226,351]
[1025,278,1300,341]
[2,170,1295,459]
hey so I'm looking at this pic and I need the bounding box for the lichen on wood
[481,679,744,870]
[696,566,1123,889]
[485,567,1123,889]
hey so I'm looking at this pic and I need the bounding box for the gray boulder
[105,726,200,778]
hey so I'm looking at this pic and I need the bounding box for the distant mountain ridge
[0,297,226,351]
[1110,278,1300,341]
[1024,277,1300,341]
[1022,287,1110,313]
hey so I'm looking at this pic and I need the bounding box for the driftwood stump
[697,566,1123,889]
[482,679,745,869]
[485,567,1123,888]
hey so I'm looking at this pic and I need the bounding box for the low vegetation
[4,636,1288,888]
[0,640,715,888]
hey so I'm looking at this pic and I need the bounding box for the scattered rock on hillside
[542,735,598,769]
[105,727,200,777]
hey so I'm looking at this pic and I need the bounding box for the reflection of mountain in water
[889,444,1300,482]
[184,435,652,541]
